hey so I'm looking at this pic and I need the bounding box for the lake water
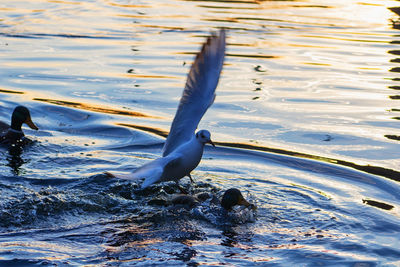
[1,0,400,265]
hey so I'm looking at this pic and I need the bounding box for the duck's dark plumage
[0,106,38,145]
[170,188,255,211]
[221,188,254,211]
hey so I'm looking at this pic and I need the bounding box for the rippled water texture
[1,0,400,265]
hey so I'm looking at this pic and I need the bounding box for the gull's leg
[187,173,195,183]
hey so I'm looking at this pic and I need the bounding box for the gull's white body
[132,134,205,188]
[113,29,226,189]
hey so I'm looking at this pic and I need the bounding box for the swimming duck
[0,106,38,145]
[171,188,255,211]
[220,188,255,211]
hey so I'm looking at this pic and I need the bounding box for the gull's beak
[208,139,216,147]
[25,116,39,130]
[238,196,257,210]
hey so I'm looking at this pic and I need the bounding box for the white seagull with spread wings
[111,29,226,191]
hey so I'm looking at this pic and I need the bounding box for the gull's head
[196,129,215,147]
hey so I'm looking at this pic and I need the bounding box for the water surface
[1,0,400,265]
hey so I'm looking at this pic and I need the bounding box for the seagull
[109,29,226,191]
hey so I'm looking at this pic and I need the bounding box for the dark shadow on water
[0,32,124,40]
[385,134,400,141]
[173,247,197,263]
[118,123,169,138]
[362,199,394,211]
[0,88,24,95]
[221,229,239,248]
[6,145,25,176]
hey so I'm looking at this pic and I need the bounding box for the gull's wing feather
[106,172,141,180]
[162,29,226,157]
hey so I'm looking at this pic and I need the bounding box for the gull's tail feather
[105,158,165,186]
[107,157,175,189]
[105,172,141,180]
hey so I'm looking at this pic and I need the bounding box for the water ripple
[1,0,400,265]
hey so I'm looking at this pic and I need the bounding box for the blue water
[1,0,400,265]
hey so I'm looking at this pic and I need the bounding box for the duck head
[11,106,38,132]
[221,188,255,211]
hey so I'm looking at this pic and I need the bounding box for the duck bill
[25,116,39,130]
[207,139,216,147]
[238,197,256,210]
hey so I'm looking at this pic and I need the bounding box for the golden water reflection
[33,98,159,119]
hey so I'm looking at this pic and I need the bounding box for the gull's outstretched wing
[162,29,226,157]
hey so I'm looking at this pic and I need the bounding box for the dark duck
[0,106,39,146]
[220,188,255,211]
[171,188,256,211]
